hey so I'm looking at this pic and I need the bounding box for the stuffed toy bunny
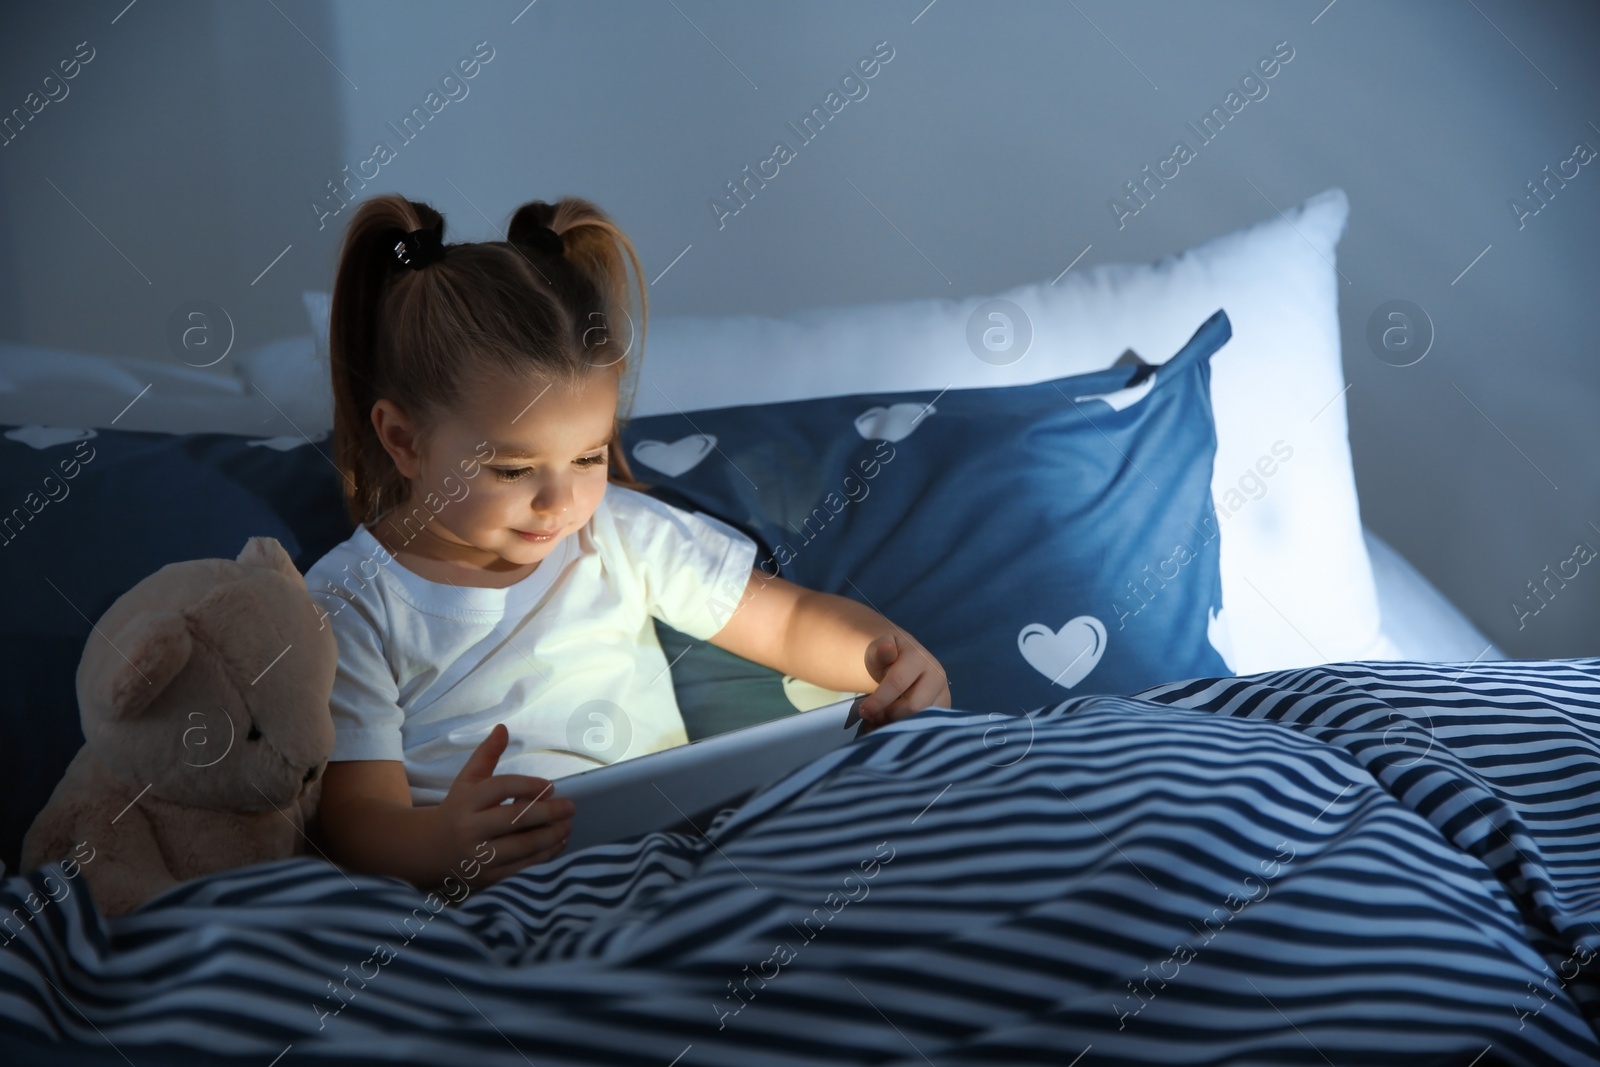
[20,536,337,918]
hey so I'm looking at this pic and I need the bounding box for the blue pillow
[620,309,1237,715]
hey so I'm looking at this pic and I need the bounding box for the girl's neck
[366,500,538,591]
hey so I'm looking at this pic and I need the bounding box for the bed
[5,657,1599,1065]
[10,186,1590,1066]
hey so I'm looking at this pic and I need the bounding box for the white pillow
[630,187,1396,674]
[231,334,332,431]
[223,291,333,433]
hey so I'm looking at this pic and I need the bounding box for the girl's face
[373,367,619,575]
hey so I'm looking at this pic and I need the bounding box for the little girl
[308,193,951,897]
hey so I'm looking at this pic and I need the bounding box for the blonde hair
[327,193,652,529]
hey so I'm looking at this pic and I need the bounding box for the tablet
[551,696,869,852]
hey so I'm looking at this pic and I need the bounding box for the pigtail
[328,195,446,529]
[507,198,653,493]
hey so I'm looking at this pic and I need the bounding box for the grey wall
[1,0,1596,657]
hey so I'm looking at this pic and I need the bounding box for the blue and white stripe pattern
[1135,656,1600,1036]
[3,658,1599,1066]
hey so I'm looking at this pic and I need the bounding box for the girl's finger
[483,825,579,876]
[880,655,927,709]
[481,820,572,872]
[500,796,575,834]
[468,797,571,848]
[865,634,899,678]
[878,691,920,723]
[861,677,906,720]
[882,671,941,721]
[470,774,554,812]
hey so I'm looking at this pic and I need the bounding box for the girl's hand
[858,632,951,729]
[434,723,574,890]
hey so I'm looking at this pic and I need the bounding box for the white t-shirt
[302,484,758,805]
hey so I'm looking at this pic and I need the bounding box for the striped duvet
[3,657,1600,1066]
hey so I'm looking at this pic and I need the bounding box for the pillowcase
[620,309,1237,717]
[628,187,1394,674]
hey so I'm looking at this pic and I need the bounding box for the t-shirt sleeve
[315,590,407,763]
[620,491,759,641]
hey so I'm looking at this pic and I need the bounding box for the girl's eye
[492,451,607,481]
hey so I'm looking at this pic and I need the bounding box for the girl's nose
[533,480,574,516]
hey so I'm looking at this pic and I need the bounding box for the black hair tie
[391,227,446,271]
[526,224,564,257]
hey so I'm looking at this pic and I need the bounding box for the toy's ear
[88,611,194,721]
[236,535,304,588]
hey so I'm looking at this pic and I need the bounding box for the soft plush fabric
[628,187,1392,676]
[620,309,1237,712]
[303,485,758,798]
[4,657,1599,1065]
[18,536,336,917]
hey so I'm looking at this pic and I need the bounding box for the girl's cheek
[494,492,524,521]
[462,491,502,525]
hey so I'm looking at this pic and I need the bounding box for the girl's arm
[707,567,952,725]
[317,760,453,891]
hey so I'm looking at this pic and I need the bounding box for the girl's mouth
[514,528,560,542]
